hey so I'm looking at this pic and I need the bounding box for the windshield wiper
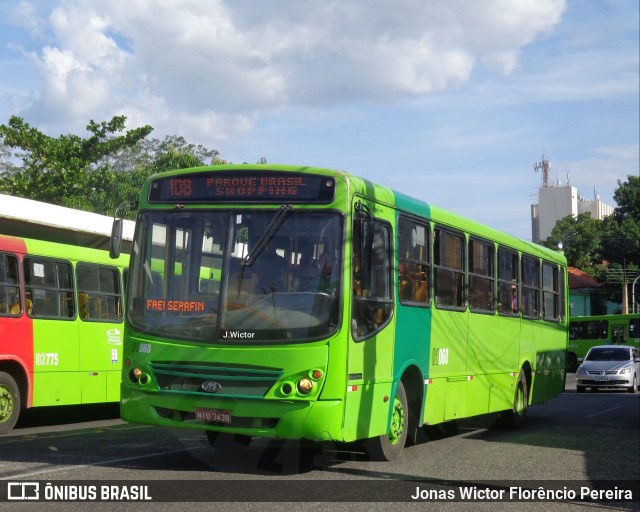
[242,204,292,267]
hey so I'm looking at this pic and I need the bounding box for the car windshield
[128,209,343,343]
[585,347,630,362]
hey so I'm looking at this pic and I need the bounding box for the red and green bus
[0,196,132,434]
[113,164,568,460]
[568,314,640,370]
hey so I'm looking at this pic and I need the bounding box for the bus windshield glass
[128,209,343,343]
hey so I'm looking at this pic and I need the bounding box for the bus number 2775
[35,353,59,366]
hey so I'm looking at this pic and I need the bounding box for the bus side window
[24,258,74,319]
[542,262,560,321]
[469,238,495,313]
[497,248,518,315]
[76,263,123,322]
[0,253,21,317]
[521,256,540,318]
[398,217,430,306]
[433,228,465,309]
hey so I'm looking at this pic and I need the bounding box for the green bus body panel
[118,164,568,443]
[19,237,128,408]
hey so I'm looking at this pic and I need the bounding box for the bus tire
[366,381,408,461]
[0,372,21,435]
[495,369,528,429]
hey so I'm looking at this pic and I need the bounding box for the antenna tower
[534,153,551,188]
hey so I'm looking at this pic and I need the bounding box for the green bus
[0,235,130,433]
[568,314,640,370]
[0,194,135,434]
[113,164,568,460]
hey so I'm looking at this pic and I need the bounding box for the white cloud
[7,0,566,140]
[8,0,46,35]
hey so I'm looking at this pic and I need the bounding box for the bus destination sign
[148,171,336,204]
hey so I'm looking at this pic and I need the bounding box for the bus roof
[0,193,134,250]
[141,164,565,265]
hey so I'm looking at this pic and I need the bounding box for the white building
[531,185,615,244]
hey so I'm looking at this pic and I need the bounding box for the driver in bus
[254,237,287,294]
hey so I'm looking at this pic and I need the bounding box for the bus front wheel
[366,382,408,461]
[0,372,21,435]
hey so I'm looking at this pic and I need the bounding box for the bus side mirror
[110,218,123,259]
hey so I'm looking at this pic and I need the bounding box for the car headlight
[576,367,587,375]
[619,367,631,374]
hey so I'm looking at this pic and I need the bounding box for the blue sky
[0,0,638,240]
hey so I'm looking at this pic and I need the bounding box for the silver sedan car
[576,345,640,393]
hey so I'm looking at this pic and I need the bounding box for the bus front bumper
[120,387,345,442]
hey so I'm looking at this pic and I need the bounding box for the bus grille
[150,362,283,398]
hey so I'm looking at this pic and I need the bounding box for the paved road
[0,374,638,511]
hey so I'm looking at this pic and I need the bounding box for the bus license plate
[195,408,232,423]
[594,376,610,382]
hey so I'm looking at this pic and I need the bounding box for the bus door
[611,323,627,345]
[345,197,396,441]
[24,256,82,407]
[76,263,124,403]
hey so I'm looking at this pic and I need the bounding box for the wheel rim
[388,394,405,445]
[0,385,14,424]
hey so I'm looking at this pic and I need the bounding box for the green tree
[612,175,640,222]
[0,115,152,206]
[100,134,219,173]
[601,175,640,267]
[89,139,222,217]
[542,212,603,267]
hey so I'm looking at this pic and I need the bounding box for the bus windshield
[128,209,343,343]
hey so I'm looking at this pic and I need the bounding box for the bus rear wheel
[366,382,408,461]
[0,372,21,435]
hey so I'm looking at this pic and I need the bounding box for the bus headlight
[297,378,313,395]
[129,367,150,385]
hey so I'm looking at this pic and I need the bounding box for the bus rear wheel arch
[365,381,409,461]
[0,371,21,435]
